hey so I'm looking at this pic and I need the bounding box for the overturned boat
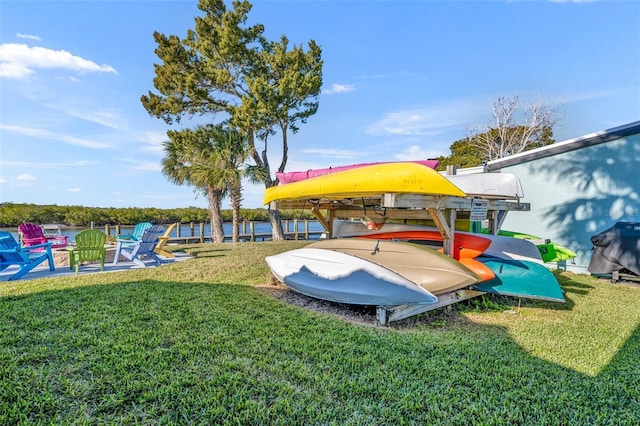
[276,159,439,184]
[307,239,482,295]
[265,247,438,306]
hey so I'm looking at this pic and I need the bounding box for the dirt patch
[256,273,472,329]
[257,281,381,327]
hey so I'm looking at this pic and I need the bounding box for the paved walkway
[0,252,193,282]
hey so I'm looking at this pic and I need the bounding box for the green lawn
[1,241,639,424]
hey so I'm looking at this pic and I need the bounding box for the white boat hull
[473,232,543,264]
[266,248,438,306]
[443,172,525,199]
[308,239,480,295]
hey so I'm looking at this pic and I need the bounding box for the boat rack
[271,194,529,257]
[611,271,640,284]
[376,289,485,325]
[270,194,530,325]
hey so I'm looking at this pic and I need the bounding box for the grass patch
[1,241,640,424]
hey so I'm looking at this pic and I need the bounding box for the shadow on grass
[180,246,232,258]
[492,269,600,312]
[555,271,595,297]
[465,288,579,312]
[457,277,584,313]
[1,278,640,423]
[260,281,576,331]
[260,267,600,326]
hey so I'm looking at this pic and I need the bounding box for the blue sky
[1,0,638,209]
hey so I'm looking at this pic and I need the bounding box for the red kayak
[356,230,492,260]
[276,159,439,184]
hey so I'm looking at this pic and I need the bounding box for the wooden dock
[114,220,326,244]
[168,231,324,244]
[12,220,323,247]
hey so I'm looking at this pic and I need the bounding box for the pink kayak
[276,159,440,184]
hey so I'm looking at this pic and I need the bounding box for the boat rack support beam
[426,200,457,257]
[376,289,486,325]
[311,205,333,238]
[381,194,530,212]
[494,210,508,234]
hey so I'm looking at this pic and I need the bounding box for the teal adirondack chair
[68,229,107,273]
[117,222,152,244]
[0,231,54,281]
[113,225,168,267]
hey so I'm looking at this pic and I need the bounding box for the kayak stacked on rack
[331,220,565,303]
[275,159,439,184]
[264,162,569,323]
[484,229,577,263]
[264,162,466,203]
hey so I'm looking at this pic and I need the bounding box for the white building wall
[492,134,640,274]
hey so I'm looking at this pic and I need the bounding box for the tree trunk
[268,205,285,241]
[248,130,286,241]
[208,187,225,243]
[230,183,242,243]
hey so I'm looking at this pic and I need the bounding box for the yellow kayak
[264,162,466,204]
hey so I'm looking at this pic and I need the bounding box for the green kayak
[482,229,577,263]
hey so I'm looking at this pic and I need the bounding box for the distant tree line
[0,203,317,228]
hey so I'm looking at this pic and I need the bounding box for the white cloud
[0,160,93,168]
[552,89,613,104]
[0,124,113,149]
[68,188,81,192]
[0,61,32,79]
[0,176,8,184]
[130,161,162,172]
[16,173,36,181]
[17,33,42,42]
[301,148,361,159]
[64,108,128,130]
[322,83,355,95]
[139,131,168,154]
[0,43,117,79]
[393,145,442,161]
[366,99,487,137]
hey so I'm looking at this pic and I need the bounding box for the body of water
[2,221,325,244]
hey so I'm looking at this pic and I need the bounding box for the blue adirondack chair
[0,231,55,281]
[113,225,168,267]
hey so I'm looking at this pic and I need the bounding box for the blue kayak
[475,256,565,303]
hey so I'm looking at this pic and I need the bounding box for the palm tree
[162,127,226,242]
[203,125,253,243]
[162,124,262,243]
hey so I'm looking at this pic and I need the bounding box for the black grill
[588,222,640,277]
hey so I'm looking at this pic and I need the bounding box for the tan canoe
[308,239,481,295]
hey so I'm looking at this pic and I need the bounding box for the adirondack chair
[154,223,177,259]
[113,225,167,267]
[117,222,152,244]
[18,223,68,249]
[68,229,107,273]
[0,231,54,281]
